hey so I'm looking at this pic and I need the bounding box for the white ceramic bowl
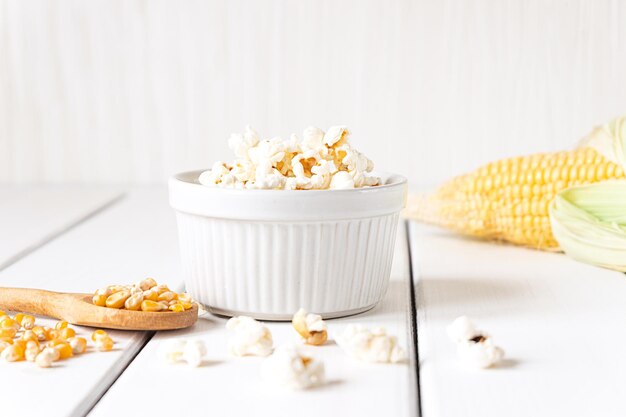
[169,170,407,320]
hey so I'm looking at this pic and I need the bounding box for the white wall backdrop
[1,0,625,186]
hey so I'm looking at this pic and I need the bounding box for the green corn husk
[550,180,626,272]
[550,115,626,272]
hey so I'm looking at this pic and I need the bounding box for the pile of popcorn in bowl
[169,125,407,320]
[198,125,381,190]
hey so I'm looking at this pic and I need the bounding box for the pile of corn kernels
[0,312,115,368]
[92,278,194,313]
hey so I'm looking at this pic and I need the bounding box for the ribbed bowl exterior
[176,212,399,320]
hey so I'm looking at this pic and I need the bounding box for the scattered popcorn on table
[182,340,207,367]
[198,125,381,190]
[226,316,273,357]
[159,339,207,367]
[261,345,325,390]
[292,308,328,346]
[159,339,187,363]
[336,325,406,364]
[457,335,505,369]
[447,316,505,369]
[446,315,480,343]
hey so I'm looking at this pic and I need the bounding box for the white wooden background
[1,0,625,186]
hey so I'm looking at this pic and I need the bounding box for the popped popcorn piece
[159,339,187,363]
[198,126,380,190]
[330,171,355,189]
[226,316,273,357]
[336,325,406,364]
[446,315,480,343]
[160,339,207,367]
[291,308,328,346]
[447,316,505,369]
[457,335,505,369]
[182,340,207,367]
[323,125,350,147]
[261,345,325,390]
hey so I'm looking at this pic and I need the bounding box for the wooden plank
[0,187,181,417]
[408,221,626,417]
[0,185,123,269]
[90,221,416,417]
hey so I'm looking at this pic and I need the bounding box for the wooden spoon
[0,287,198,331]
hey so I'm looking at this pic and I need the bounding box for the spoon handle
[0,287,65,318]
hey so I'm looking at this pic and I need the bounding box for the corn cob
[407,131,625,250]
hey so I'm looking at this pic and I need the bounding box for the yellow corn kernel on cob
[408,142,625,250]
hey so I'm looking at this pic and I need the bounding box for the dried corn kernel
[95,287,112,297]
[124,292,144,311]
[180,301,194,310]
[141,300,164,312]
[0,328,17,339]
[59,327,76,340]
[25,341,40,362]
[153,284,170,295]
[138,278,158,291]
[0,339,12,354]
[95,336,114,352]
[169,303,185,313]
[32,326,50,341]
[36,347,59,368]
[21,315,35,330]
[13,339,27,350]
[55,320,69,330]
[91,329,108,342]
[158,291,177,302]
[177,293,192,303]
[15,313,36,330]
[1,318,20,331]
[93,293,107,307]
[108,285,127,294]
[68,337,87,354]
[22,330,39,343]
[142,289,159,302]
[49,340,73,359]
[1,344,24,362]
[106,290,131,309]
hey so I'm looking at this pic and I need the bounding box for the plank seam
[78,331,156,417]
[405,220,422,417]
[0,193,126,272]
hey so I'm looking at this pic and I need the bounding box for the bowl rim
[169,169,407,195]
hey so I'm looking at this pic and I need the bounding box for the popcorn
[336,325,406,364]
[447,316,505,369]
[228,126,260,158]
[446,315,480,343]
[226,316,273,357]
[457,335,505,369]
[182,340,207,367]
[323,125,350,147]
[291,308,328,346]
[198,126,380,190]
[261,345,325,390]
[160,339,207,367]
[330,171,355,189]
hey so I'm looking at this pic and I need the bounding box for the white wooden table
[0,187,415,417]
[3,186,625,417]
